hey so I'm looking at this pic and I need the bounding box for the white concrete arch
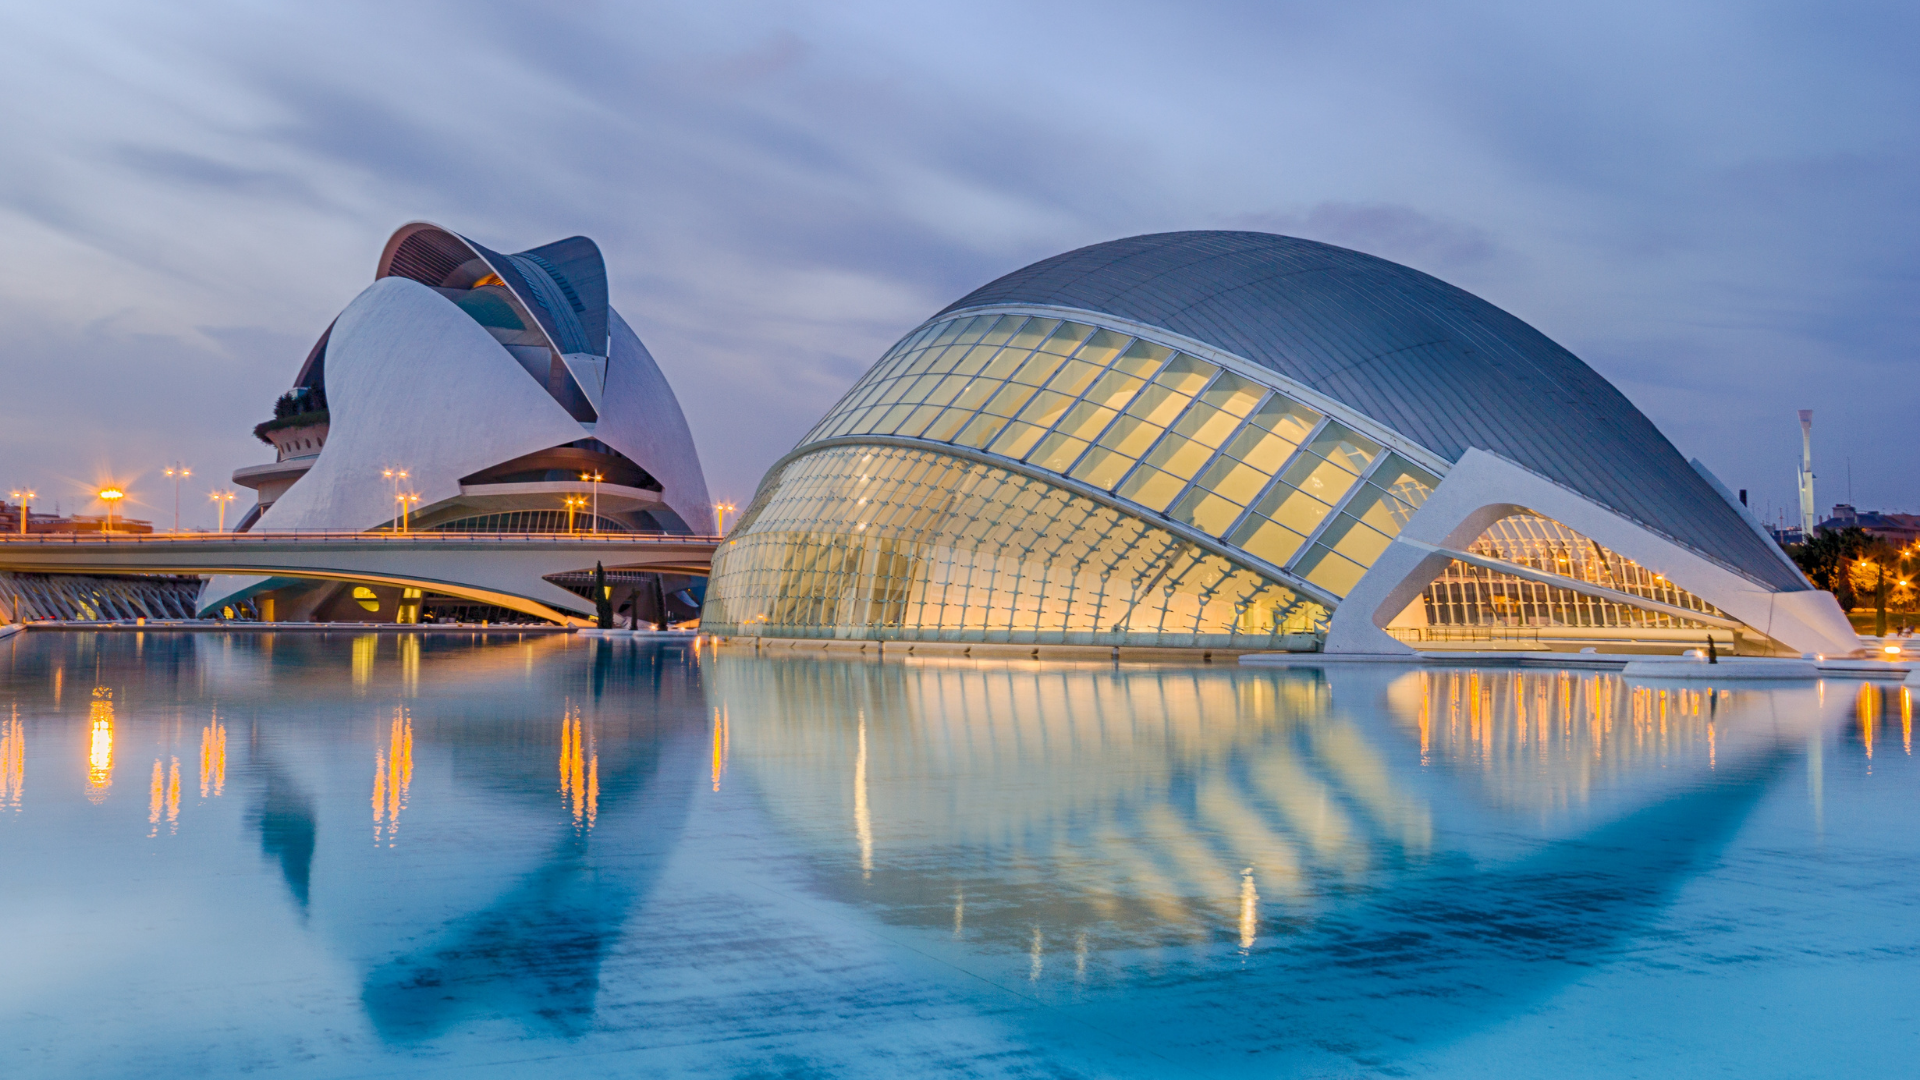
[1324,449,1857,657]
[202,276,593,614]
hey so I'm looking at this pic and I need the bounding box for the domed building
[207,223,712,623]
[702,232,1854,656]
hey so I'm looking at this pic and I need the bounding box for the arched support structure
[0,534,718,626]
[1324,449,1857,657]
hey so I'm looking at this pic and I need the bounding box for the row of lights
[10,465,738,538]
[8,476,239,535]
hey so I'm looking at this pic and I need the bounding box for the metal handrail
[0,531,722,545]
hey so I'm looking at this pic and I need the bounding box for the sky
[1,0,1914,530]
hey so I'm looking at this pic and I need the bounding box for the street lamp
[162,463,191,532]
[208,490,236,533]
[400,491,421,533]
[714,501,736,536]
[580,472,603,534]
[8,488,34,535]
[382,468,409,531]
[563,495,587,534]
[97,488,125,533]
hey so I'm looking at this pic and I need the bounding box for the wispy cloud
[0,0,1916,521]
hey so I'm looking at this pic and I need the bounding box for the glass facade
[702,445,1326,648]
[1410,514,1728,630]
[795,311,1441,600]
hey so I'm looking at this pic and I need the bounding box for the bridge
[0,531,720,625]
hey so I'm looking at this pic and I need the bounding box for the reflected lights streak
[1896,684,1912,753]
[148,759,162,832]
[199,716,226,799]
[711,706,730,793]
[855,713,872,880]
[1239,868,1258,950]
[559,705,598,830]
[1858,682,1877,761]
[352,635,376,690]
[1,711,22,810]
[86,687,113,802]
[372,707,414,845]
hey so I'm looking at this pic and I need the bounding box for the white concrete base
[1240,652,1401,665]
[0,624,21,642]
[1621,657,1819,680]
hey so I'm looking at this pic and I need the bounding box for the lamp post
[208,490,236,533]
[580,472,603,534]
[564,495,586,534]
[162,463,191,532]
[98,488,125,534]
[400,492,420,534]
[382,468,408,531]
[8,488,34,535]
[714,501,736,536]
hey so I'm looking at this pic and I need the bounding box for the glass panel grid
[795,312,1446,603]
[705,444,1328,648]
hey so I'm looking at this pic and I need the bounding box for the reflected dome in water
[703,651,1855,1062]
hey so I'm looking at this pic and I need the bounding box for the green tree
[1789,526,1869,610]
[1849,537,1903,637]
[593,561,613,629]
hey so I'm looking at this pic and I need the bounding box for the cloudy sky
[1,0,1913,529]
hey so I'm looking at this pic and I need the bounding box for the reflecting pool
[1,632,1915,1077]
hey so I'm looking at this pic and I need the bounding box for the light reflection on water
[0,632,1914,1077]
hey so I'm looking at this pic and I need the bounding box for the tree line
[1788,527,1913,635]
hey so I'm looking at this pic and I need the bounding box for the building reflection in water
[706,655,1849,968]
[2,709,22,810]
[372,707,414,846]
[1390,670,1774,813]
[86,687,113,802]
[707,656,1437,947]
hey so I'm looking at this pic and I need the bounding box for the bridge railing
[0,531,723,545]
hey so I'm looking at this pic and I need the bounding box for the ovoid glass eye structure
[204,222,712,623]
[704,231,1857,657]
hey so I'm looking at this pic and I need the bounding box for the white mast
[1797,409,1816,537]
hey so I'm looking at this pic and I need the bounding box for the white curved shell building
[704,232,1856,658]
[207,223,712,621]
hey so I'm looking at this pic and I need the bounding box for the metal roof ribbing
[938,231,1803,592]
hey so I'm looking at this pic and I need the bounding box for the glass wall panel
[788,310,1449,613]
[1408,512,1730,630]
[705,444,1328,648]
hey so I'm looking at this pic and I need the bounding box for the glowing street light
[8,488,34,535]
[714,501,737,536]
[563,495,587,534]
[97,488,125,534]
[580,472,603,534]
[381,468,409,530]
[208,490,237,533]
[162,463,191,532]
[399,492,421,534]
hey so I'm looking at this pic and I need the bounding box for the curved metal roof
[940,231,1803,591]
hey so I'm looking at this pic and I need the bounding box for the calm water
[0,632,1915,1077]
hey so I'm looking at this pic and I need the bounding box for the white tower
[1797,409,1816,538]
